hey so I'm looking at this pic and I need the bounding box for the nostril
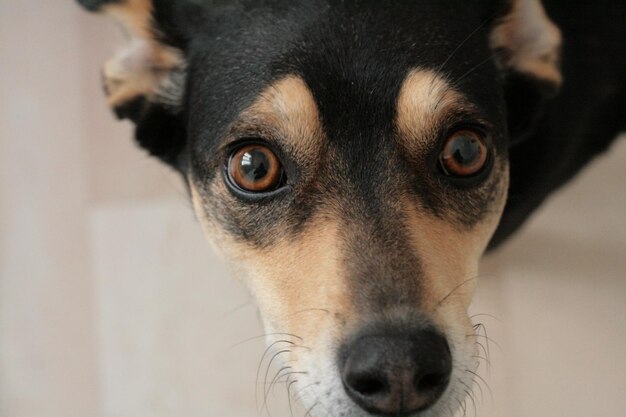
[348,373,388,396]
[415,371,447,392]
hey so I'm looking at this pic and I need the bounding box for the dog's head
[80,0,561,415]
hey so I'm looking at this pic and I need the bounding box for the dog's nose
[340,327,452,415]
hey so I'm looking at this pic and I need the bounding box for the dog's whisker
[304,393,333,417]
[293,381,320,404]
[466,368,493,402]
[451,50,505,87]
[284,343,312,351]
[261,352,308,415]
[436,13,498,76]
[275,371,309,387]
[264,364,292,388]
[475,323,493,371]
[303,401,319,417]
[469,313,502,323]
[255,340,297,414]
[473,340,489,362]
[292,308,332,316]
[286,379,298,417]
[263,351,292,391]
[462,388,476,417]
[478,323,493,363]
[472,353,491,369]
[470,322,492,367]
[271,370,300,397]
[230,333,302,350]
[461,372,483,405]
[435,276,479,309]
[218,297,254,318]
[262,365,292,417]
[469,333,502,353]
[457,396,467,417]
[260,341,311,408]
[472,337,492,372]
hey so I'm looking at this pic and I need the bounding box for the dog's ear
[78,0,203,165]
[490,0,562,143]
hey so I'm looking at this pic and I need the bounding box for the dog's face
[82,0,561,415]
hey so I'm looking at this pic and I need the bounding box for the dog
[77,0,625,416]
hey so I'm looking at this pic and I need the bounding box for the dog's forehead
[187,0,506,151]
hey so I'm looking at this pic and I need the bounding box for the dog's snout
[340,327,452,415]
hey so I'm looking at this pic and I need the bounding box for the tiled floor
[1,2,624,417]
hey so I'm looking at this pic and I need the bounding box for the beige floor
[1,2,625,417]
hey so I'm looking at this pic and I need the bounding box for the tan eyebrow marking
[238,76,323,157]
[395,69,468,155]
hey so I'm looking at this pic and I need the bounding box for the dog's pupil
[451,136,480,165]
[240,148,270,181]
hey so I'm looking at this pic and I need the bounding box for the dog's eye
[439,130,489,177]
[227,144,284,192]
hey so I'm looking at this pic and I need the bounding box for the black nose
[340,327,452,416]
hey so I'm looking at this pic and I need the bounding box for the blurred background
[1,2,625,417]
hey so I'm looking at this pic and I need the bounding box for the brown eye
[228,144,284,192]
[439,129,489,177]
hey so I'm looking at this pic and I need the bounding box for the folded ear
[78,0,196,165]
[490,0,562,143]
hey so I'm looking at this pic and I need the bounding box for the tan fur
[245,218,349,347]
[490,0,562,86]
[237,76,324,160]
[395,69,477,155]
[403,191,506,316]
